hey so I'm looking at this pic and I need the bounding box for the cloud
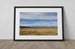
[20,19,57,25]
[20,12,57,20]
[20,21,57,27]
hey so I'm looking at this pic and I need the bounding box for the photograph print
[20,12,57,35]
[14,6,64,41]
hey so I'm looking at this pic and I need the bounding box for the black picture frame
[14,6,64,41]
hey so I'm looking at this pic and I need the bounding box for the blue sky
[20,12,57,27]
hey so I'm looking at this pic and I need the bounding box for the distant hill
[20,26,57,28]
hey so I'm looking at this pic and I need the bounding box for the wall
[0,0,75,39]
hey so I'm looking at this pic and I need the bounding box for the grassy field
[20,28,57,35]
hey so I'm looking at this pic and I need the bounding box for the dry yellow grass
[20,28,57,35]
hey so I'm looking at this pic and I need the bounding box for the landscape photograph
[20,12,58,35]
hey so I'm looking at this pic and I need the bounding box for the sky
[20,12,57,27]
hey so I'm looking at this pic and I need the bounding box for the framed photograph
[14,6,64,41]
